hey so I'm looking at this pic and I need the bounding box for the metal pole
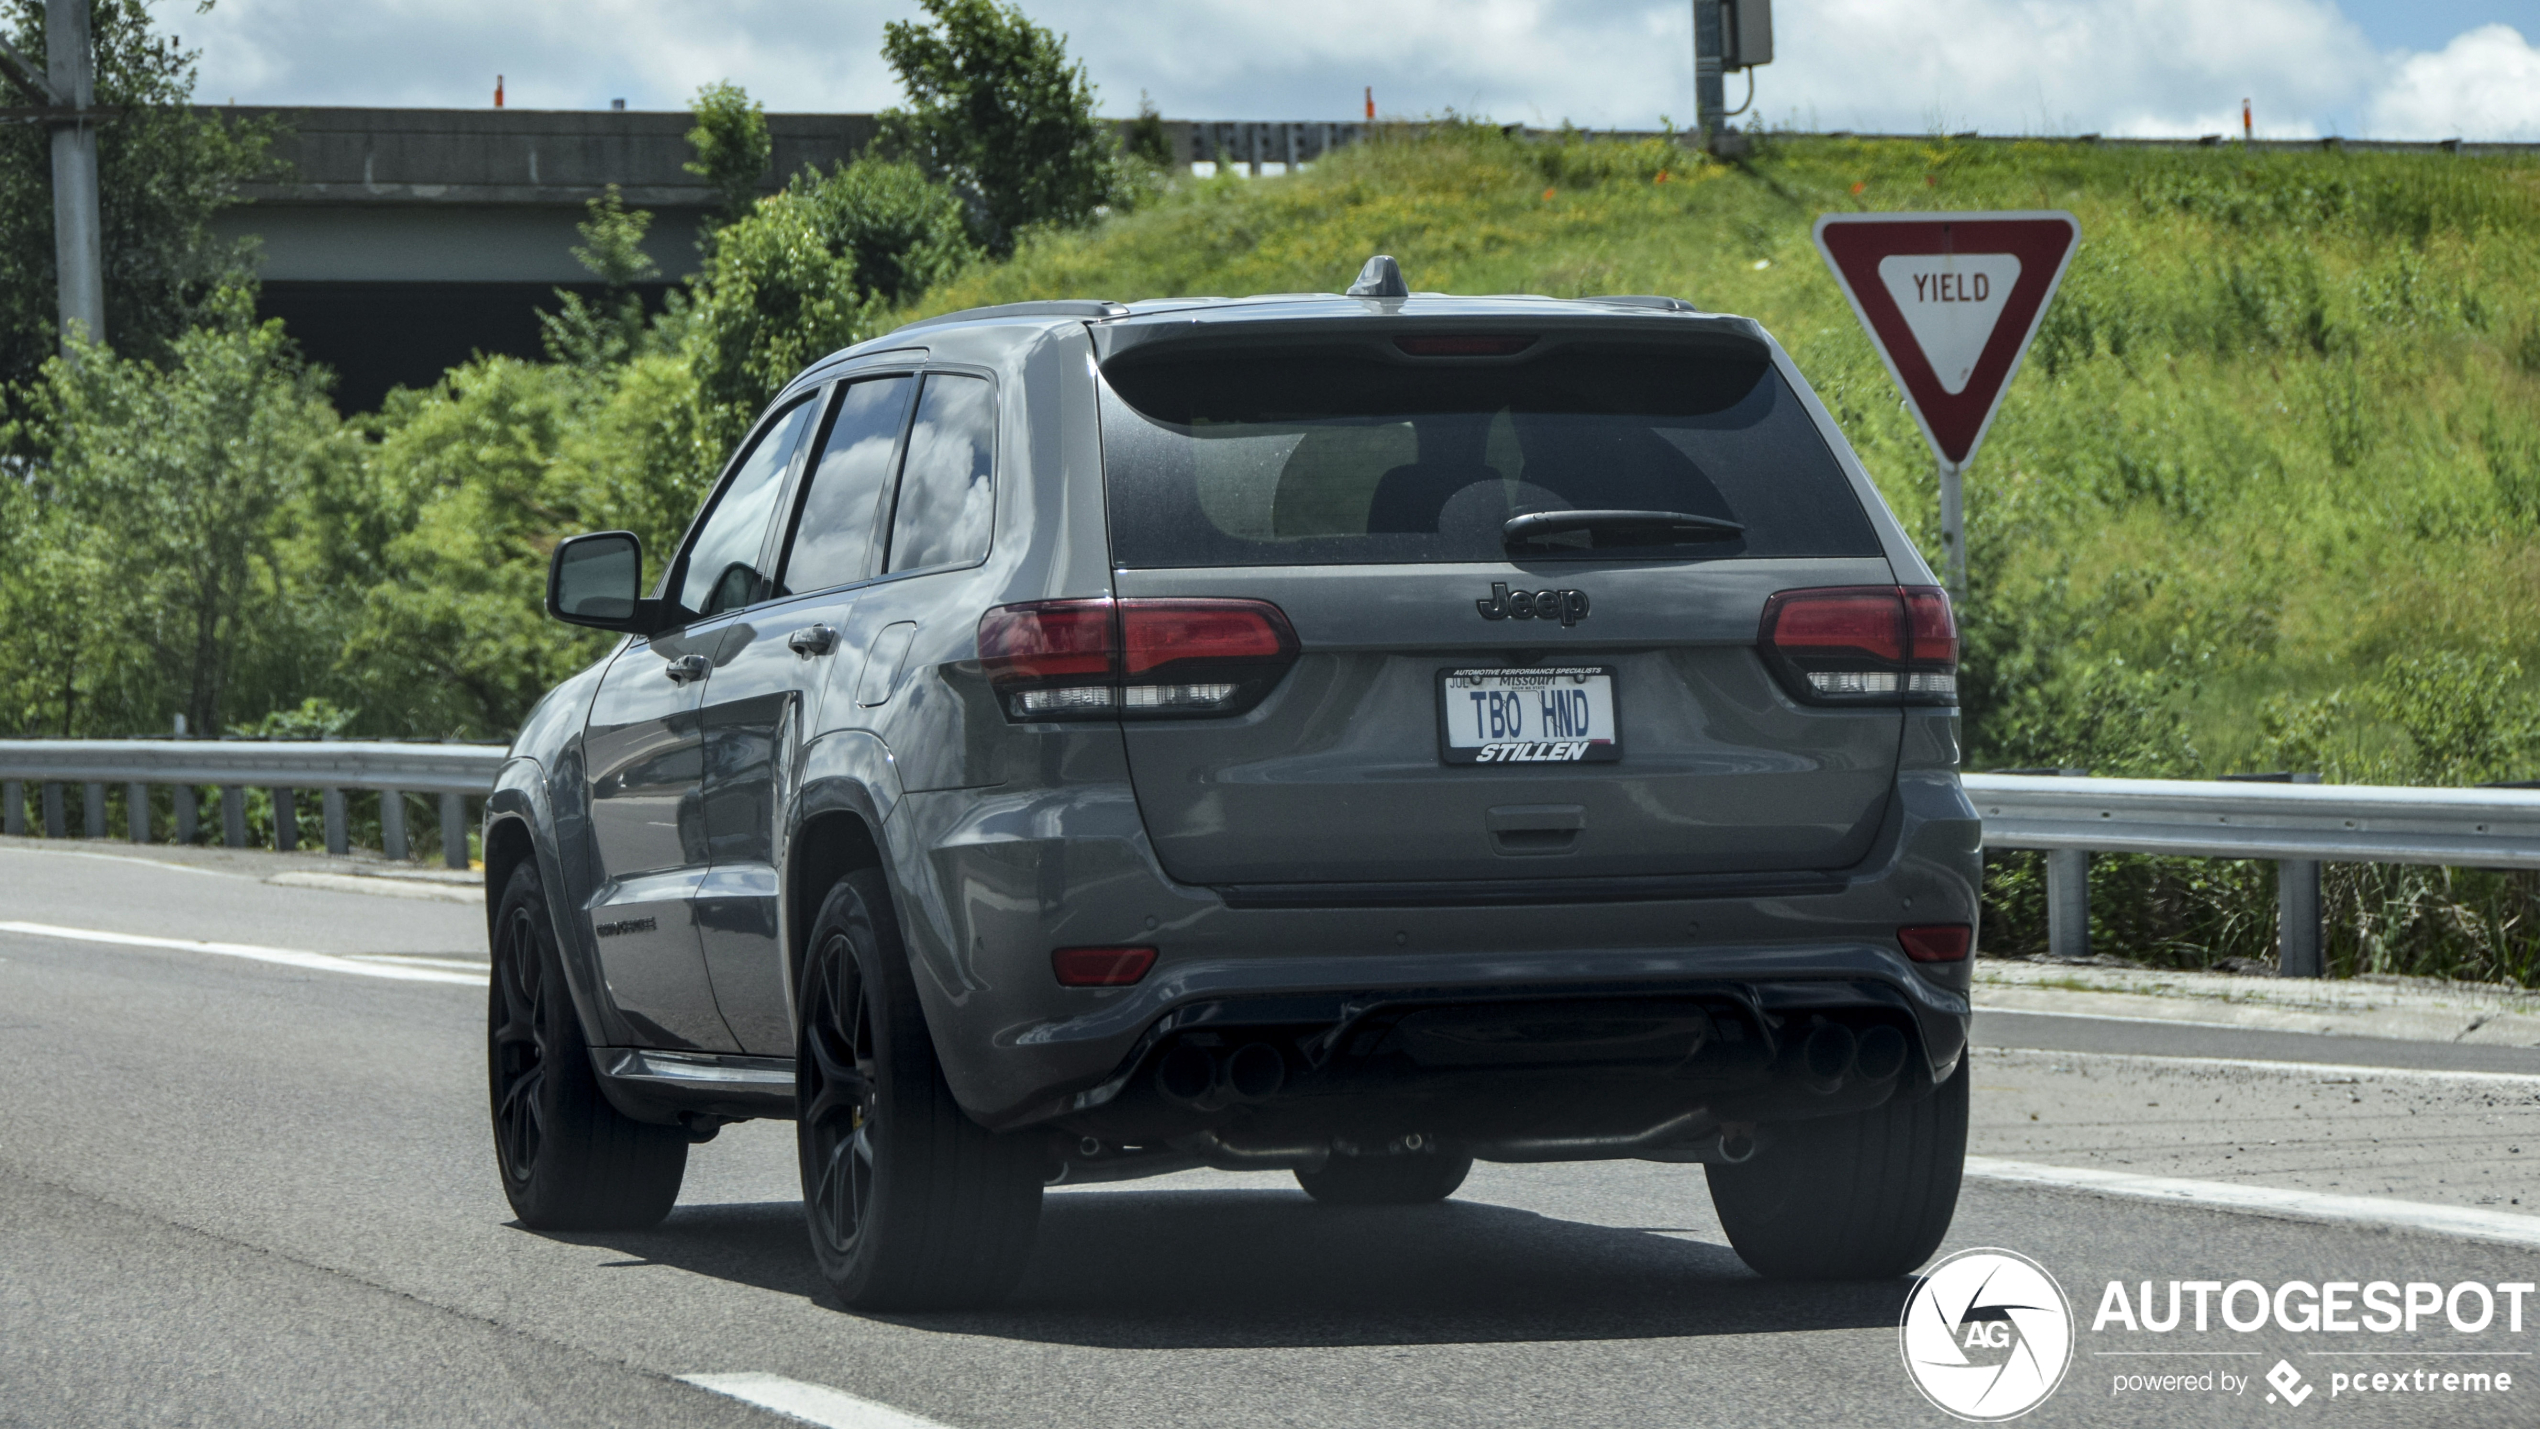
[2043,768,2089,959]
[322,788,348,856]
[381,789,409,861]
[272,788,297,852]
[440,792,469,869]
[125,781,147,841]
[2278,772,2324,977]
[174,784,197,843]
[3,779,22,836]
[82,780,104,838]
[220,785,246,848]
[1937,458,1966,597]
[1692,1,1725,141]
[45,0,103,351]
[2045,849,2090,959]
[42,782,65,838]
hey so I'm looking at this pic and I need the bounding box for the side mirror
[548,531,662,633]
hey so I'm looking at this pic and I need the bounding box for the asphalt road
[5,837,2539,1428]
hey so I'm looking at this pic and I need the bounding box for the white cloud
[167,0,2540,143]
[2366,24,2540,139]
[1762,0,2379,138]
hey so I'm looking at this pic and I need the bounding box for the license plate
[1438,667,1622,764]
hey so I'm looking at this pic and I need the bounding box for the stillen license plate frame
[1436,666,1622,765]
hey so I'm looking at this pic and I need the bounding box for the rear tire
[796,869,1043,1309]
[1295,1152,1474,1205]
[488,861,687,1230]
[1705,1060,1967,1279]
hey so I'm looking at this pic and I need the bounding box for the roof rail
[889,299,1130,334]
[1589,295,1703,313]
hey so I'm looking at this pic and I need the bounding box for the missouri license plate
[1438,667,1622,764]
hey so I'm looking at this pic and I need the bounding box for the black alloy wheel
[798,920,880,1266]
[794,868,1043,1309]
[486,860,687,1230]
[490,900,550,1181]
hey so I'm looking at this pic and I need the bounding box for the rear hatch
[1085,309,1918,896]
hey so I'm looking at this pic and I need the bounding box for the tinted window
[779,376,914,596]
[1098,347,1881,567]
[885,373,996,574]
[678,398,815,618]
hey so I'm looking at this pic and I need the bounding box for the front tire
[796,869,1043,1309]
[1705,1060,1968,1279]
[1295,1152,1474,1205]
[488,861,687,1230]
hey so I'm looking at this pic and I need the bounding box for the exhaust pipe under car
[1154,1040,1288,1110]
[1799,1022,1856,1095]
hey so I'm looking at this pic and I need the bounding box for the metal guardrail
[0,739,508,869]
[9,746,2540,966]
[1968,772,2540,976]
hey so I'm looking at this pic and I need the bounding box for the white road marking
[0,921,485,987]
[1974,1043,2540,1086]
[1976,1003,2296,1034]
[345,953,488,971]
[680,1374,956,1429]
[0,845,239,877]
[1965,1156,2540,1249]
[266,870,480,903]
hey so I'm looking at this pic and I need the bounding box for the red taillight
[978,599,1119,717]
[1898,925,1972,963]
[1121,600,1294,675]
[1904,588,1959,668]
[977,598,1298,720]
[1052,945,1157,986]
[1757,585,1958,705]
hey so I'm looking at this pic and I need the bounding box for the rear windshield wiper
[1502,509,1747,549]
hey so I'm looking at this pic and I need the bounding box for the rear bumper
[885,768,1981,1130]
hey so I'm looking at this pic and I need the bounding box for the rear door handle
[787,624,839,658]
[663,654,711,684]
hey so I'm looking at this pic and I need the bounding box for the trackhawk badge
[1476,582,1590,626]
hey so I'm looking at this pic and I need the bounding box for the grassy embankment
[911,127,2540,980]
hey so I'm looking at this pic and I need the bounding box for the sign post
[1812,211,2079,596]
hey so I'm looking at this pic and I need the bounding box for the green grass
[923,127,2540,767]
[911,126,2540,981]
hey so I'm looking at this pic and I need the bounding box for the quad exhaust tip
[1155,1040,1288,1110]
[1797,1021,1909,1095]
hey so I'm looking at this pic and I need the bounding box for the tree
[539,185,663,370]
[0,0,277,394]
[790,153,977,308]
[880,0,1114,253]
[17,292,356,735]
[684,79,772,230]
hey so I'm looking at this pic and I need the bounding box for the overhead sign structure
[1813,210,2080,594]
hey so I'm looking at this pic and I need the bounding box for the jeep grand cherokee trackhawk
[482,256,1981,1309]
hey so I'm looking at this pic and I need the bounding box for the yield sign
[1812,211,2079,469]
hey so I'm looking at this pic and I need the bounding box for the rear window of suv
[1097,343,1882,568]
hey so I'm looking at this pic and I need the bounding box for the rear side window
[884,373,996,574]
[1098,346,1881,567]
[778,375,914,596]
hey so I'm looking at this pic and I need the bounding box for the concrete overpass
[208,107,1367,411]
[209,107,879,410]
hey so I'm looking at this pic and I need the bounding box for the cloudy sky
[176,0,2540,141]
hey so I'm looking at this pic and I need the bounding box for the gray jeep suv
[484,258,1982,1309]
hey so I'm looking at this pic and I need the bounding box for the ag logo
[1900,1248,2074,1421]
